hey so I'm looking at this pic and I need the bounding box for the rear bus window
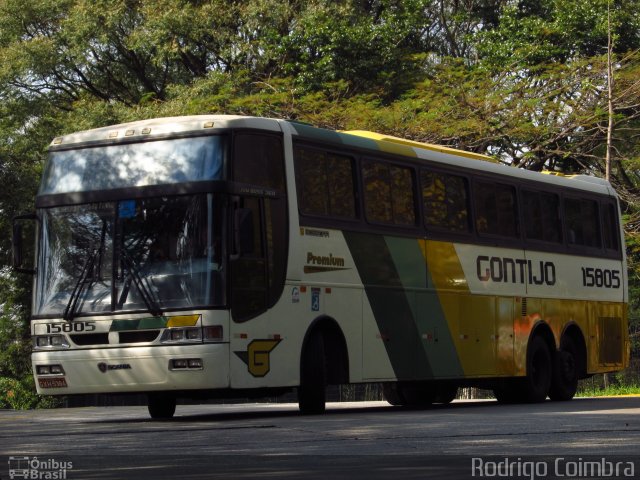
[602,202,620,252]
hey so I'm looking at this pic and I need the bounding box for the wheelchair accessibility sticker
[311,288,320,311]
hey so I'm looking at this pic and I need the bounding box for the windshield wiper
[118,250,163,317]
[63,248,99,321]
[63,219,109,321]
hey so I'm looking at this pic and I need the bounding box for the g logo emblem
[247,340,281,377]
[234,339,281,377]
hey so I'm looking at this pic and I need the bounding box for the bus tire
[522,335,552,403]
[549,338,578,401]
[148,393,176,419]
[493,380,523,403]
[383,382,436,406]
[434,384,458,404]
[400,382,436,406]
[382,382,406,406]
[493,387,517,404]
[298,333,327,415]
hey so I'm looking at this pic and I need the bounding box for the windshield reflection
[35,194,225,317]
[40,136,224,195]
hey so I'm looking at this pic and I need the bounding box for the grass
[576,384,640,397]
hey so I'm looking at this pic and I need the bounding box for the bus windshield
[40,136,224,194]
[35,193,226,317]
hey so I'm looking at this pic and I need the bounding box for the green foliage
[0,268,58,409]
[576,383,640,397]
[277,1,429,96]
[0,376,37,409]
[476,0,640,69]
[577,367,640,397]
[0,376,60,409]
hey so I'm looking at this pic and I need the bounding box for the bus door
[227,131,288,389]
[228,195,273,388]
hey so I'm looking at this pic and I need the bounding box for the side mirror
[12,214,37,274]
[233,208,255,258]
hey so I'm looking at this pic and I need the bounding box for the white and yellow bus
[15,115,629,418]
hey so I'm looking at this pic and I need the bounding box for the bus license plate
[38,377,68,388]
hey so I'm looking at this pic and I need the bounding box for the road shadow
[82,395,639,425]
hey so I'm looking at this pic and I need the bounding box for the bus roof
[343,130,494,162]
[49,114,614,197]
[49,115,282,147]
[286,120,614,196]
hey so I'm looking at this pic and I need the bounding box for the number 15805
[45,321,97,333]
[581,267,621,288]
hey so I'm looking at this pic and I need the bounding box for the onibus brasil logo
[8,456,73,479]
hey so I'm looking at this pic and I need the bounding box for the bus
[14,115,629,418]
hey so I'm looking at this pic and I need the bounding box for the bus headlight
[36,364,65,375]
[160,326,224,344]
[33,335,70,350]
[160,327,202,344]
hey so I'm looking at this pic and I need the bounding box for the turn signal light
[203,326,223,342]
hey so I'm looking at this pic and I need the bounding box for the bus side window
[474,181,518,238]
[602,202,620,252]
[421,169,470,233]
[362,159,416,226]
[233,133,286,191]
[522,190,562,244]
[564,197,601,249]
[294,146,357,219]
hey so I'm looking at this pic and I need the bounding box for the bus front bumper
[32,343,230,395]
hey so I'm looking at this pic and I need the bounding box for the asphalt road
[1,397,639,479]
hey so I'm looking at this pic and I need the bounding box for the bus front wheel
[148,393,177,419]
[298,333,327,414]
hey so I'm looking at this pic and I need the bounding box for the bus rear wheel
[298,333,327,415]
[148,393,176,419]
[549,338,578,401]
